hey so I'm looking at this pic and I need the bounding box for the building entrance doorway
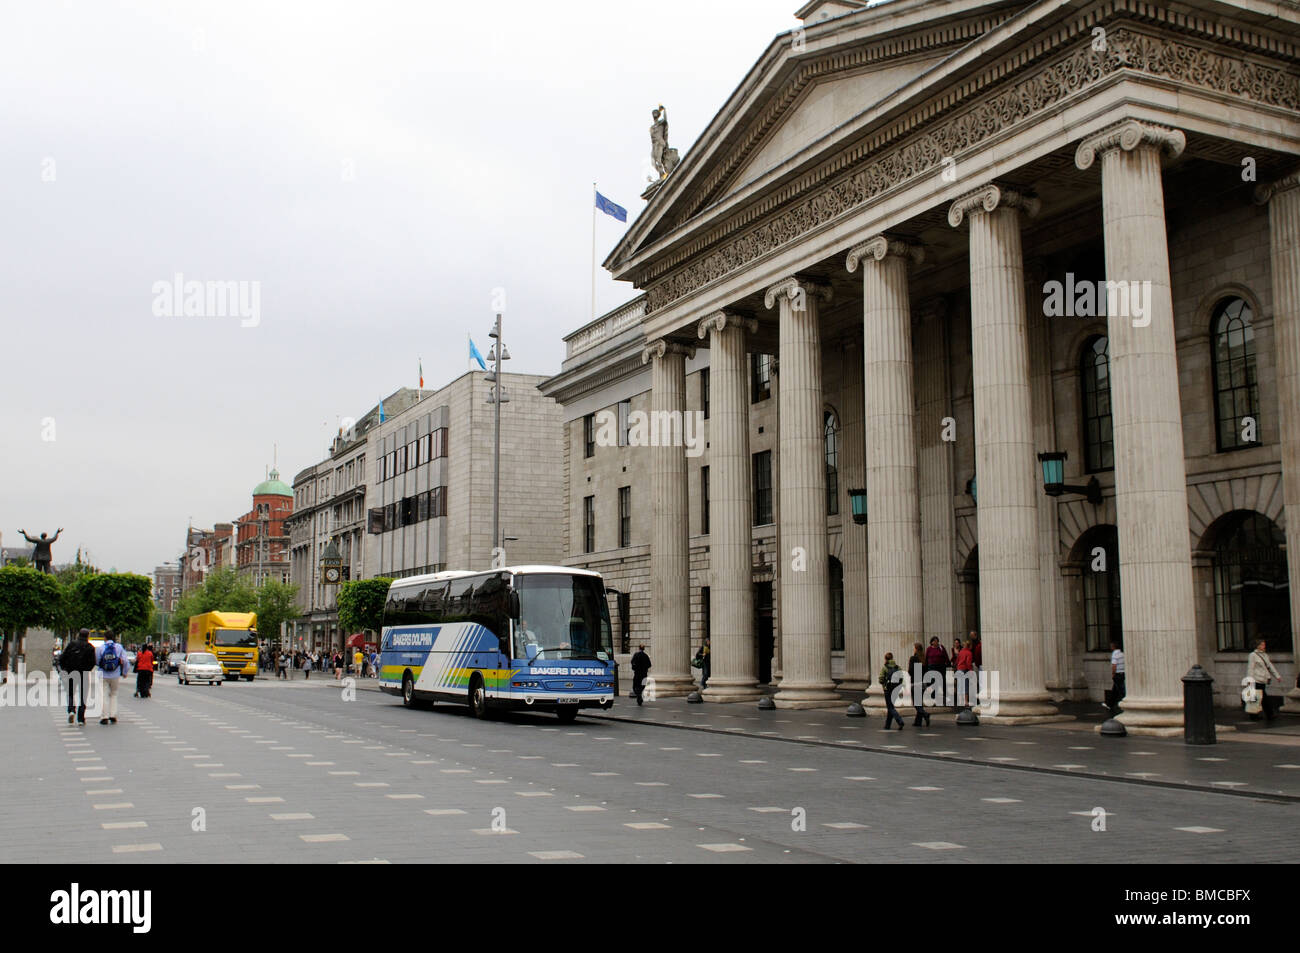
[755,581,774,685]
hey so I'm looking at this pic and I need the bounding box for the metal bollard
[1182,664,1216,745]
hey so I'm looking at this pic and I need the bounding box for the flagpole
[591,181,597,324]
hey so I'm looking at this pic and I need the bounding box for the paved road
[7,675,1297,863]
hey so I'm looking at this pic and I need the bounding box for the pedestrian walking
[925,636,950,707]
[1246,639,1283,722]
[94,630,129,725]
[879,652,905,730]
[694,637,711,689]
[353,648,363,677]
[303,652,313,680]
[969,630,982,673]
[1104,640,1125,713]
[954,638,976,709]
[277,650,289,680]
[134,643,155,699]
[60,628,96,725]
[949,638,964,707]
[334,651,343,680]
[630,644,651,705]
[909,642,930,726]
[370,650,380,678]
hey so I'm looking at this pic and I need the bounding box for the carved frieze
[643,28,1300,315]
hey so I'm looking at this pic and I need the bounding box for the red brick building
[235,469,293,586]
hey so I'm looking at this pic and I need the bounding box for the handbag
[691,657,703,669]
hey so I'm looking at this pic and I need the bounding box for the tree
[51,561,96,637]
[337,578,392,636]
[0,565,61,674]
[170,567,256,636]
[75,573,153,637]
[254,579,301,645]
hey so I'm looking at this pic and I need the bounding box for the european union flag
[595,191,627,223]
[469,337,487,370]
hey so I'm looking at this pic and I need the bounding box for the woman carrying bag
[1245,639,1283,722]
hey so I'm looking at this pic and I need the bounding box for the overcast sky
[2,0,802,575]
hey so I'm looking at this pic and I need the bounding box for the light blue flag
[378,399,385,423]
[469,337,487,370]
[595,191,627,223]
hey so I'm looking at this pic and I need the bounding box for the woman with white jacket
[1245,639,1283,722]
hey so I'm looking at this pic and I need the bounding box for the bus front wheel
[556,705,578,724]
[469,676,488,720]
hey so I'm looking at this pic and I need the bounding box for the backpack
[98,644,121,674]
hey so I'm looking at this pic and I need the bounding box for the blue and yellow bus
[377,566,617,723]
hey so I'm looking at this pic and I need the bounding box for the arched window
[828,555,844,651]
[1080,526,1122,652]
[1212,511,1290,652]
[1211,297,1260,451]
[1080,335,1113,472]
[824,410,839,516]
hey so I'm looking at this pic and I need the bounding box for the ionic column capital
[697,310,758,340]
[845,235,924,273]
[1074,119,1185,171]
[763,275,832,310]
[1254,167,1300,205]
[640,338,696,365]
[947,184,1040,227]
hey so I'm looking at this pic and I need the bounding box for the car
[165,652,186,675]
[177,651,223,686]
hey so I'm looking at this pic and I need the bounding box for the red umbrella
[345,633,364,648]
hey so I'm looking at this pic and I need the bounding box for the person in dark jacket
[630,644,652,705]
[879,652,905,730]
[909,642,931,726]
[60,629,96,725]
[925,637,950,706]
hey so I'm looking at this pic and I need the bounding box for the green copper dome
[253,468,293,498]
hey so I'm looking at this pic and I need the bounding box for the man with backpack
[94,630,130,725]
[60,629,96,725]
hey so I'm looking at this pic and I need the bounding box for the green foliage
[51,562,96,636]
[169,567,257,635]
[254,579,301,643]
[337,577,392,635]
[74,573,154,635]
[0,566,62,671]
[7,556,32,568]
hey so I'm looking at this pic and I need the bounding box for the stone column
[1075,120,1195,732]
[642,338,696,697]
[1256,169,1300,712]
[838,335,872,690]
[697,312,763,702]
[765,276,841,707]
[949,184,1059,721]
[1026,262,1070,699]
[847,236,925,707]
[913,300,962,645]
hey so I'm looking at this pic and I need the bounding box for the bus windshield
[214,629,257,647]
[514,573,612,662]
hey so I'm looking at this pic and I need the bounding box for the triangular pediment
[606,0,1036,279]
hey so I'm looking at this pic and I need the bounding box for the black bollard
[1182,664,1216,745]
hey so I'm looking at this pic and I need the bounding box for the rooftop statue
[650,104,680,180]
[19,528,62,574]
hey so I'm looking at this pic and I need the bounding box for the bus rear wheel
[556,705,578,724]
[469,676,488,720]
[402,673,416,708]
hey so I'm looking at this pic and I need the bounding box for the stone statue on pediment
[19,528,61,573]
[650,104,680,179]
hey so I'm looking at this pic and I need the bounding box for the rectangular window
[700,368,710,419]
[408,441,418,468]
[750,353,772,403]
[618,486,631,548]
[419,434,430,465]
[417,490,429,522]
[430,486,446,518]
[384,502,397,533]
[434,428,448,459]
[397,445,407,474]
[583,495,595,554]
[387,451,397,479]
[753,451,773,525]
[583,415,595,458]
[701,465,710,535]
[618,400,631,447]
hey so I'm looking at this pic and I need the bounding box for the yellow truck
[186,611,259,681]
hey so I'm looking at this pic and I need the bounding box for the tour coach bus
[378,566,616,722]
[185,610,259,681]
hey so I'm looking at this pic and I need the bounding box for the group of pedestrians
[879,632,983,730]
[57,629,155,726]
[268,647,380,681]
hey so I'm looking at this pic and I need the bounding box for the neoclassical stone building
[547,0,1300,730]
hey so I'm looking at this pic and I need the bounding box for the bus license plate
[555,697,580,705]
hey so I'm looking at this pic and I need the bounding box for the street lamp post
[485,313,511,566]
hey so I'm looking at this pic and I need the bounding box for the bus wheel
[556,705,579,724]
[469,676,488,720]
[402,673,416,709]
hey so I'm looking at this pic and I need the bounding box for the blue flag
[378,399,385,423]
[469,337,487,370]
[595,191,627,223]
